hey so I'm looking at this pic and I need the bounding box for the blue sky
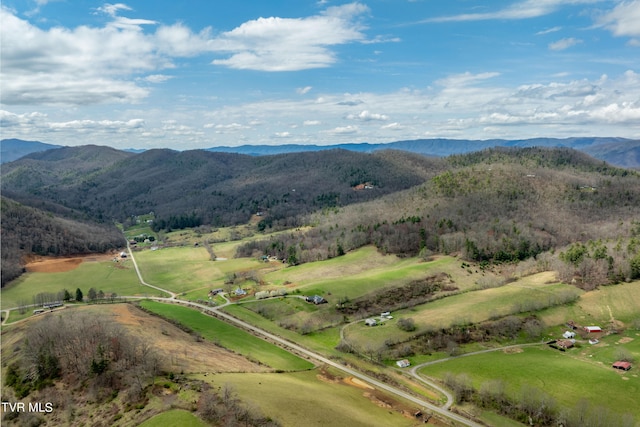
[1,1,639,149]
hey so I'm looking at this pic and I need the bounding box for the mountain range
[2,137,639,168]
[2,139,639,287]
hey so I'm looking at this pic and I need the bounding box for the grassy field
[198,369,419,427]
[134,246,276,295]
[264,250,486,298]
[420,341,640,419]
[0,258,148,310]
[139,300,314,371]
[137,410,208,427]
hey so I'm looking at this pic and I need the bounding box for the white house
[396,359,410,368]
[365,318,377,326]
[563,331,576,339]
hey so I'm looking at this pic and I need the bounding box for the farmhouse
[557,339,575,350]
[396,359,410,368]
[234,287,247,296]
[365,318,377,327]
[584,326,602,333]
[612,361,632,371]
[306,295,327,305]
[563,331,576,339]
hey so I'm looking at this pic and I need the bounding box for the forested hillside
[3,145,639,288]
[1,147,443,228]
[237,147,640,287]
[0,197,124,286]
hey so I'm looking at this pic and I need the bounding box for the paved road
[124,247,482,427]
[2,246,481,427]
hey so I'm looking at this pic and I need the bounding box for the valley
[1,145,639,426]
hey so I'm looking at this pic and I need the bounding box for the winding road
[3,244,484,426]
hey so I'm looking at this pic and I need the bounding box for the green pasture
[134,246,265,294]
[223,303,343,356]
[341,277,578,349]
[266,250,479,302]
[538,280,640,329]
[199,369,417,427]
[420,345,640,419]
[408,281,577,328]
[0,260,147,310]
[138,409,208,427]
[139,300,313,371]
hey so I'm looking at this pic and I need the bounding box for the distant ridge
[205,137,639,168]
[2,137,638,168]
[0,138,63,163]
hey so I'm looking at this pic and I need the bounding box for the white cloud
[536,26,562,35]
[548,37,583,51]
[327,125,359,135]
[95,3,132,17]
[425,0,600,23]
[273,131,291,138]
[346,110,389,121]
[297,86,313,95]
[143,74,173,83]
[210,3,369,71]
[0,3,378,107]
[597,0,640,37]
[381,122,402,130]
[436,71,501,87]
[303,120,321,125]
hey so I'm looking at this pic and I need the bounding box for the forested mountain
[238,147,640,287]
[2,144,639,287]
[1,147,443,228]
[1,197,125,285]
[0,139,63,163]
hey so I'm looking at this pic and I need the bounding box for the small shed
[612,361,632,371]
[396,359,411,368]
[365,318,377,327]
[584,326,602,333]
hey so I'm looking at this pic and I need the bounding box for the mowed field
[0,254,152,311]
[139,301,314,372]
[196,369,422,427]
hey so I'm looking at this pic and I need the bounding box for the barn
[584,326,602,333]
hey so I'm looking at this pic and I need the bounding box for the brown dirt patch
[617,337,634,344]
[25,253,118,273]
[80,304,268,374]
[343,376,375,390]
[503,347,524,354]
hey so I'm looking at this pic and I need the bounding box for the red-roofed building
[584,326,602,333]
[612,361,632,371]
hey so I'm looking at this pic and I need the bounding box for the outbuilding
[365,318,377,327]
[612,361,632,371]
[584,326,602,333]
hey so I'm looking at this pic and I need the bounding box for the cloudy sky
[1,0,639,149]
